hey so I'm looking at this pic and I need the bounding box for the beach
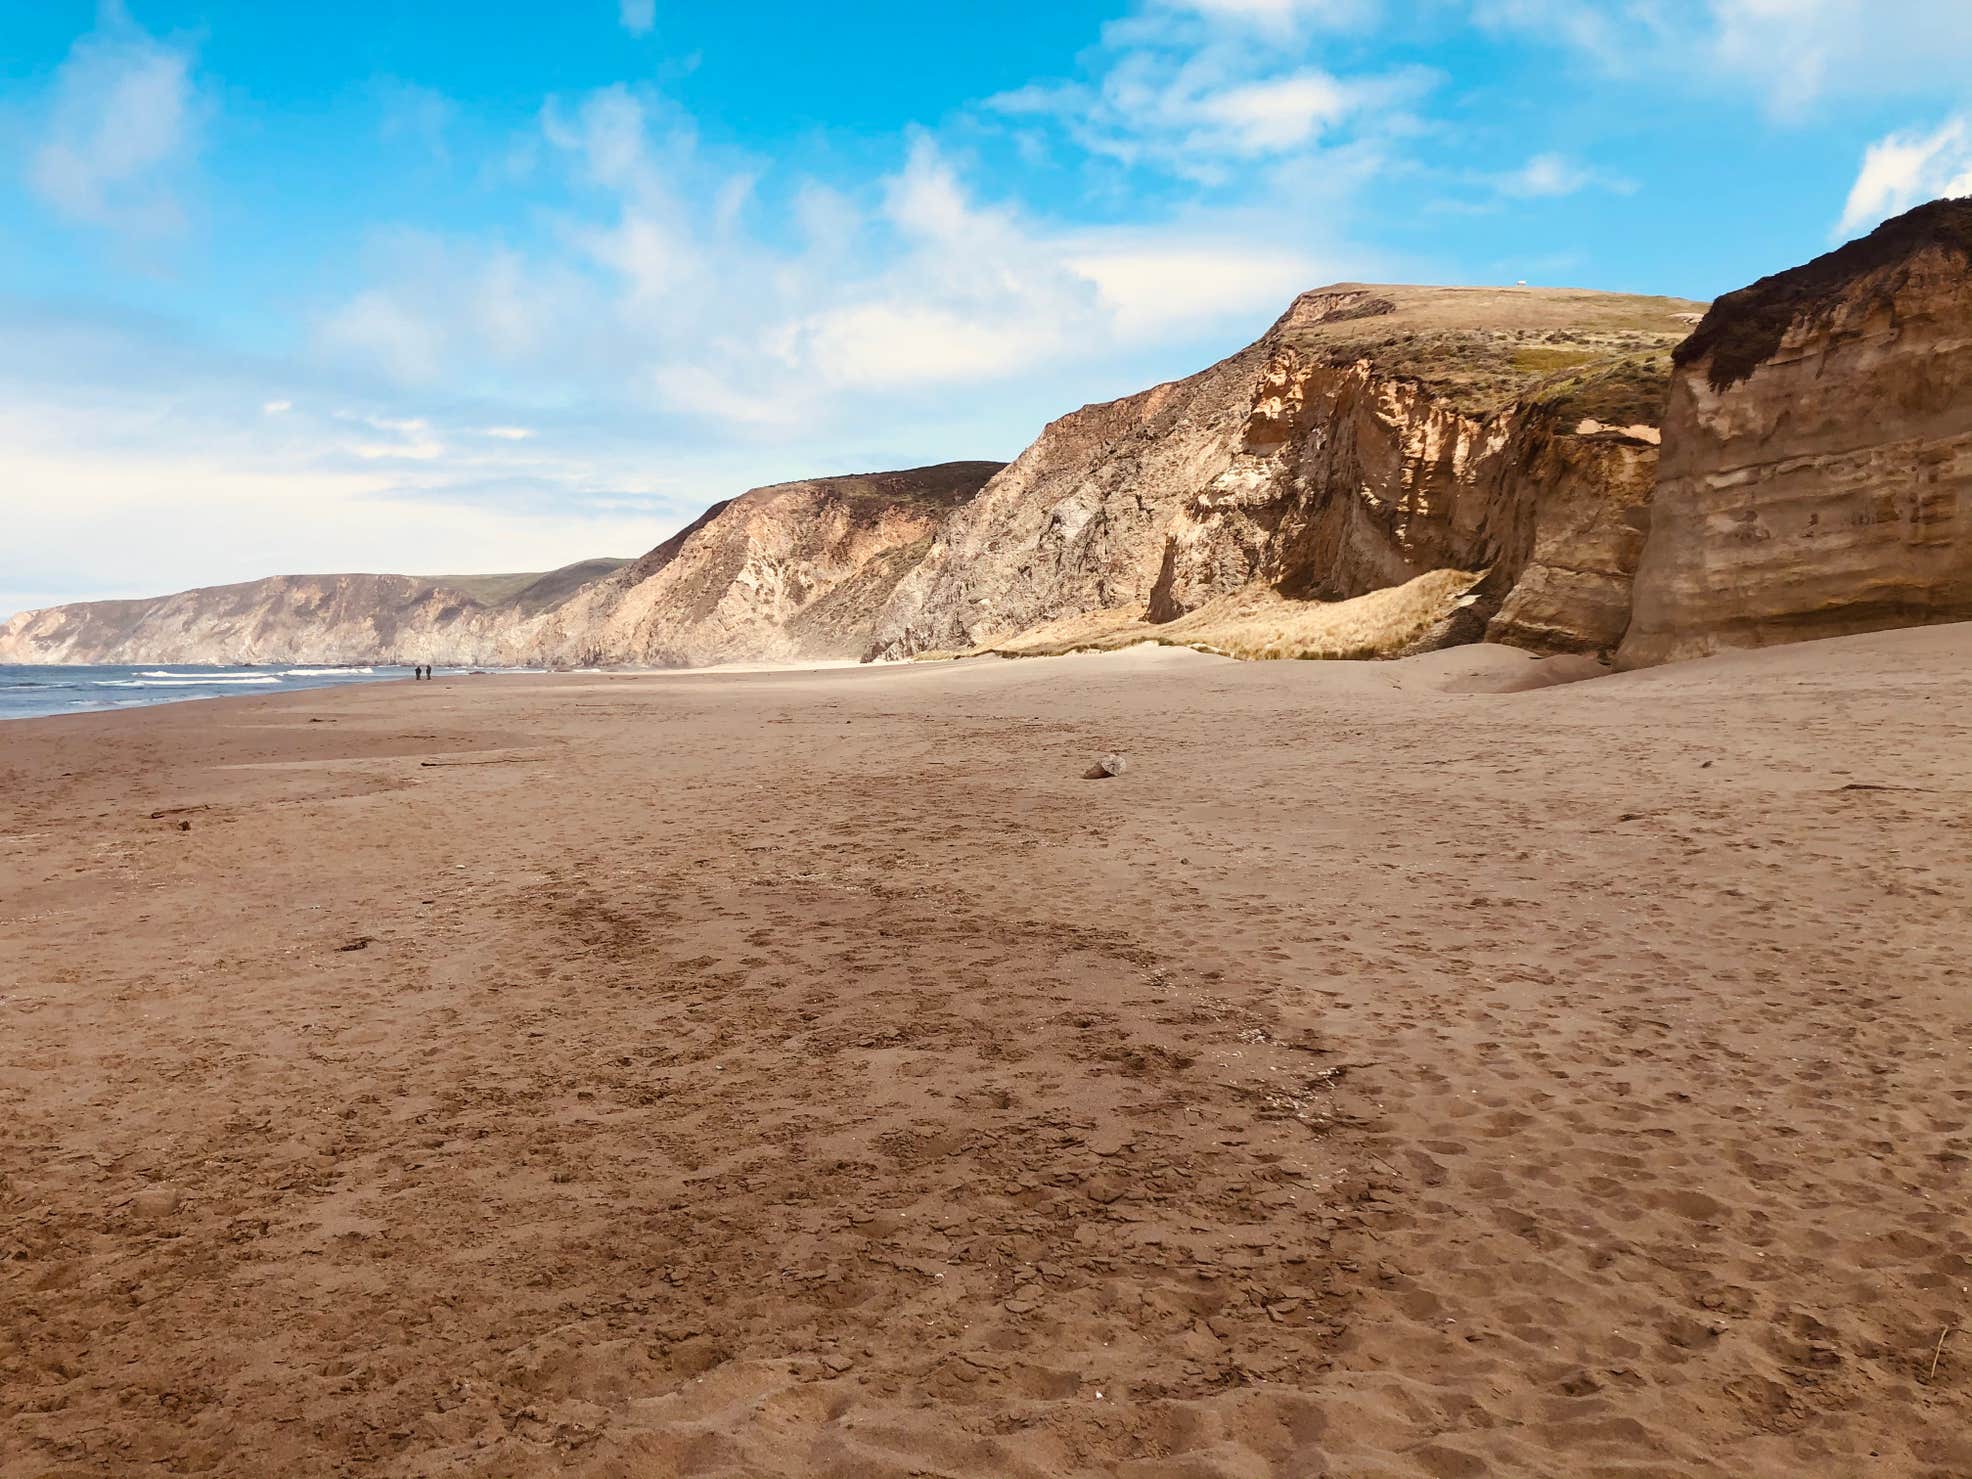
[1,628,1967,1477]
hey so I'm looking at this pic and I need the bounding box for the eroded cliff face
[1618,199,1972,667]
[0,568,621,667]
[870,285,1704,660]
[523,463,1003,667]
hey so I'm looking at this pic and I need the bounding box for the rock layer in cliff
[1619,198,1972,667]
[868,284,1705,662]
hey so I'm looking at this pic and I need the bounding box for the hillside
[524,462,1004,667]
[0,465,1005,669]
[0,561,623,666]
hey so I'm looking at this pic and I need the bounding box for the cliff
[0,562,629,667]
[0,465,1001,670]
[1618,198,1972,666]
[17,206,1964,678]
[523,463,1004,667]
[867,285,1705,661]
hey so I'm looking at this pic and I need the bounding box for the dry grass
[929,567,1485,664]
[1283,284,1708,422]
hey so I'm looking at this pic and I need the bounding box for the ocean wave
[138,669,278,680]
[282,666,374,676]
[95,676,281,688]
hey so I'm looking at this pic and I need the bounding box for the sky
[3,0,1970,619]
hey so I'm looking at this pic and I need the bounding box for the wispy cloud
[619,0,656,37]
[1153,0,1380,37]
[990,5,1432,181]
[315,88,1361,438]
[376,79,457,163]
[1492,151,1631,200]
[26,3,201,236]
[1473,0,1972,117]
[0,315,693,615]
[1837,114,1972,236]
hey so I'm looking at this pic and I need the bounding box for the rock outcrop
[868,285,1705,660]
[524,463,1002,667]
[0,467,1003,669]
[0,563,628,667]
[1618,198,1972,667]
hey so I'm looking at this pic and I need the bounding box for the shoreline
[3,626,1967,1477]
[0,642,1606,726]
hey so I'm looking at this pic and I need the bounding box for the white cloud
[1066,238,1330,337]
[0,395,675,617]
[1155,0,1378,35]
[1474,0,1972,115]
[327,97,1340,422]
[26,5,200,235]
[1710,0,1972,117]
[1837,114,1972,236]
[262,399,293,415]
[1194,72,1356,152]
[1468,0,1637,67]
[619,0,656,36]
[483,425,534,440]
[1481,151,1631,201]
[1497,152,1589,198]
[988,12,1433,178]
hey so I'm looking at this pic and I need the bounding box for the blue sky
[4,0,1970,617]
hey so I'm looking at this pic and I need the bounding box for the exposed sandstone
[1618,199,1972,667]
[523,463,1002,667]
[869,285,1704,661]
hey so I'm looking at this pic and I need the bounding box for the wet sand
[1,627,1968,1477]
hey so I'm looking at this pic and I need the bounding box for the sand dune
[1,627,1967,1476]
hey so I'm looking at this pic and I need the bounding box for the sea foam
[98,676,281,687]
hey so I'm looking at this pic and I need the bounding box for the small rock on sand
[1085,753,1129,779]
[130,1186,181,1219]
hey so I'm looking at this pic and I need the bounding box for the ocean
[0,663,418,721]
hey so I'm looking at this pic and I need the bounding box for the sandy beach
[2,628,1967,1478]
